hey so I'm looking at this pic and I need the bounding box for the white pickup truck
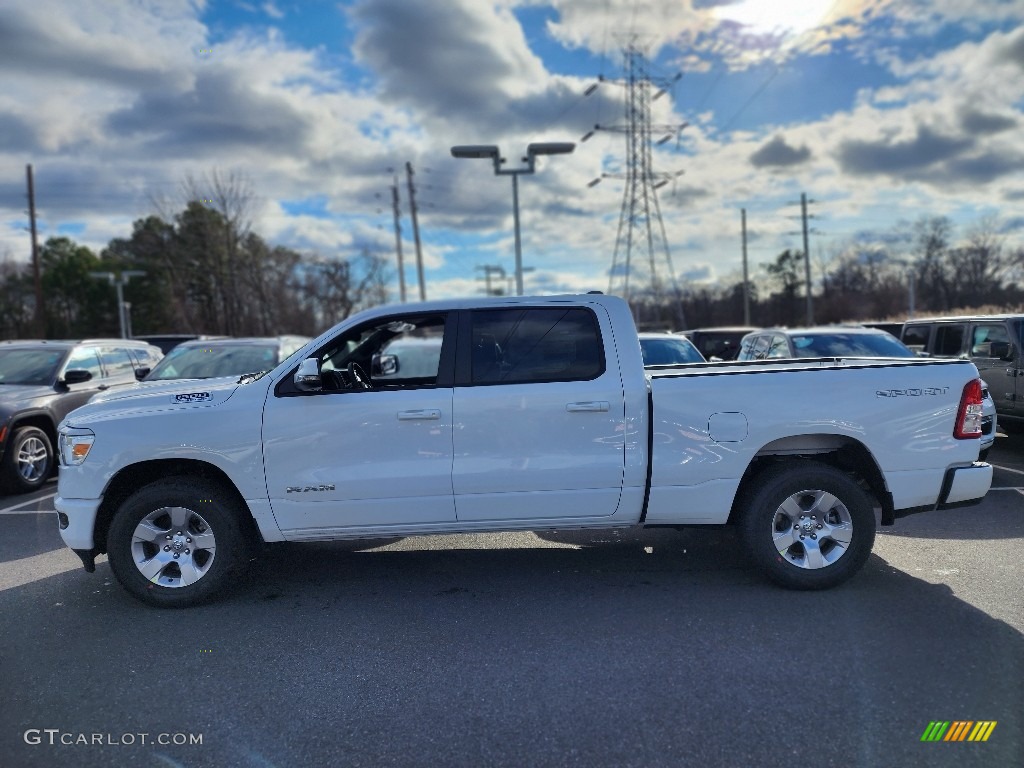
[55,294,992,606]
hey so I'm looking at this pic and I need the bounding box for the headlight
[59,429,95,466]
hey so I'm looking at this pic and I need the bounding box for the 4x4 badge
[286,484,335,493]
[174,392,212,403]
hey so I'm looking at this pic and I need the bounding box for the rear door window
[100,346,136,380]
[933,325,966,356]
[900,324,930,354]
[468,307,604,385]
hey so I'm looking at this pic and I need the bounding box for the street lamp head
[450,145,500,159]
[527,142,575,156]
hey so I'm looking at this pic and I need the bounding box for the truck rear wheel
[738,462,875,590]
[107,477,250,607]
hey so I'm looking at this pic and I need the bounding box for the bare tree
[181,171,257,335]
[913,216,953,311]
[300,250,391,332]
[952,216,1006,307]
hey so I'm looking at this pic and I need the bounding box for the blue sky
[1,0,1023,306]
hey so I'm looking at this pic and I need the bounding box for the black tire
[2,426,53,494]
[107,477,252,607]
[979,448,990,462]
[738,461,875,590]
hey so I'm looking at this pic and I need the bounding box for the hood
[64,376,244,427]
[0,384,56,411]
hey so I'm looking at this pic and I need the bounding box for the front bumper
[55,495,102,551]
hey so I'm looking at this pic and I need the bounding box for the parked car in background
[683,327,756,361]
[0,338,163,493]
[738,326,996,458]
[737,326,918,360]
[638,332,705,366]
[140,336,311,382]
[861,322,904,339]
[132,334,228,355]
[900,315,1023,431]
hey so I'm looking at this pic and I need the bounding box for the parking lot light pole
[451,142,574,296]
[89,270,146,338]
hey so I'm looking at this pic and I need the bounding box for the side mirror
[62,369,93,385]
[294,358,322,392]
[134,367,151,381]
[378,354,399,376]
[989,341,1012,361]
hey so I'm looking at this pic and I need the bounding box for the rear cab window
[738,334,770,361]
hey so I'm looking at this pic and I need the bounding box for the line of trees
[0,174,390,340]
[668,215,1024,330]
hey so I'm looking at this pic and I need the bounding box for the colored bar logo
[921,721,997,742]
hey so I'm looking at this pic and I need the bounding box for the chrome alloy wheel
[17,435,49,482]
[770,490,854,569]
[130,506,217,588]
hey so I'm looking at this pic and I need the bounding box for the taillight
[954,379,984,439]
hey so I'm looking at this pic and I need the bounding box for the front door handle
[397,409,441,421]
[566,401,609,412]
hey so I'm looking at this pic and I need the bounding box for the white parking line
[989,487,1024,491]
[990,463,1024,476]
[0,492,56,515]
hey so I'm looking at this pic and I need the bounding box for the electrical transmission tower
[584,42,687,329]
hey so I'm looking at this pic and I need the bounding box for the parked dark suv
[0,339,162,493]
[683,327,757,361]
[901,315,1024,427]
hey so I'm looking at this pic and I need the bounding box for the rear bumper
[893,462,992,519]
[937,461,993,509]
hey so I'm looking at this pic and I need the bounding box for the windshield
[791,333,916,358]
[640,337,705,366]
[145,344,279,381]
[0,349,64,386]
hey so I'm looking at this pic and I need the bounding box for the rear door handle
[397,409,441,421]
[566,401,609,412]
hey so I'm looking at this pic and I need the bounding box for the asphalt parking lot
[1,438,1021,768]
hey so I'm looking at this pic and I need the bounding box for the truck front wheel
[738,462,875,590]
[107,477,250,607]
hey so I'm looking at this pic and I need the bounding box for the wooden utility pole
[26,164,44,334]
[801,192,813,325]
[405,162,426,301]
[390,179,407,303]
[476,264,506,296]
[741,208,750,325]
